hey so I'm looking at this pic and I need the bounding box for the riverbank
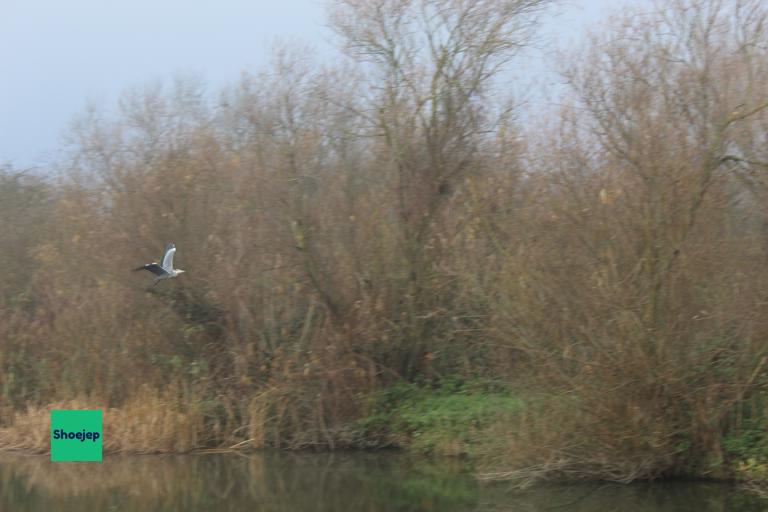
[0,380,517,456]
[3,381,768,491]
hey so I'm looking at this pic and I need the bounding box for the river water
[0,451,765,511]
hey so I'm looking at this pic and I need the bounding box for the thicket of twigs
[2,0,768,481]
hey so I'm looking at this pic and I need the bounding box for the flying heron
[133,242,185,286]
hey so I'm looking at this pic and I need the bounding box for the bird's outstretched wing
[161,243,176,270]
[133,263,167,277]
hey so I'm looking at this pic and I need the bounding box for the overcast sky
[0,0,639,170]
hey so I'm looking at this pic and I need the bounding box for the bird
[133,242,185,286]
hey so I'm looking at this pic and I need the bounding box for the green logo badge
[50,410,102,462]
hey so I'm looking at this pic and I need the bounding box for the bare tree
[482,0,768,482]
[330,0,552,376]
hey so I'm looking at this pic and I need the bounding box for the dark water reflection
[481,481,768,512]
[0,451,765,512]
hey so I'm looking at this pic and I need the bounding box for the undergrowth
[357,380,522,456]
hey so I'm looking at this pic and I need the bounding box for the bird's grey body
[133,243,185,285]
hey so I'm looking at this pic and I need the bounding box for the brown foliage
[0,0,549,451]
[478,0,768,481]
[1,0,768,484]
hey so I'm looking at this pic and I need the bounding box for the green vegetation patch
[358,380,522,456]
[724,401,768,481]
